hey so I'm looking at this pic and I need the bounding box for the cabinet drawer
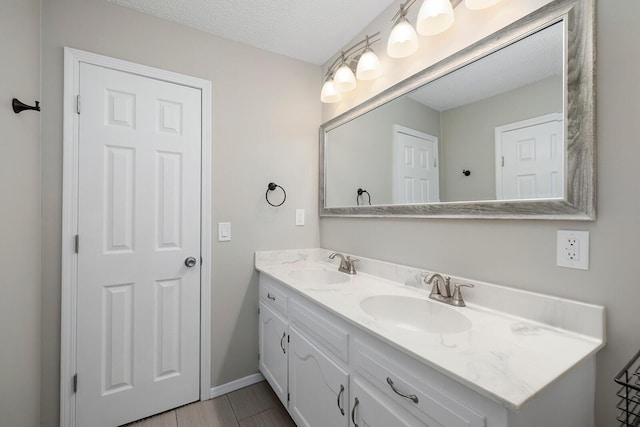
[259,275,288,315]
[290,299,349,364]
[354,340,485,427]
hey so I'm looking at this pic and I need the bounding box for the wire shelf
[615,349,640,426]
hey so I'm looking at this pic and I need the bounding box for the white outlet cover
[557,230,589,270]
[295,209,305,226]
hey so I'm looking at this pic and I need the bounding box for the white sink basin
[360,295,472,334]
[289,269,350,285]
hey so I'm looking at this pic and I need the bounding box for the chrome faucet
[424,273,451,301]
[423,272,475,307]
[329,253,359,275]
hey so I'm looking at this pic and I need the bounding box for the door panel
[76,63,202,427]
[393,127,439,203]
[289,327,349,427]
[259,302,289,406]
[496,114,564,200]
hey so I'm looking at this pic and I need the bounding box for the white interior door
[392,125,440,204]
[76,62,202,427]
[495,113,564,200]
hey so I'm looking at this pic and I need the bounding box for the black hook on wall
[12,98,41,114]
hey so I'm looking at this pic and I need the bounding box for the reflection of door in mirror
[392,125,440,204]
[495,113,564,200]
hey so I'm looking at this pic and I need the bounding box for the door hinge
[287,393,290,402]
[73,374,78,393]
[502,156,505,167]
[258,352,260,361]
[434,158,438,168]
[74,235,79,254]
[76,95,81,114]
[258,307,260,315]
[287,335,290,343]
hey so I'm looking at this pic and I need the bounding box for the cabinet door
[259,302,288,406]
[289,327,349,427]
[350,379,429,427]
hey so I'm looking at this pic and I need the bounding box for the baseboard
[210,373,266,399]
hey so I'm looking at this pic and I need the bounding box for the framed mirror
[320,0,594,220]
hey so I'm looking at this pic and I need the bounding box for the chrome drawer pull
[280,332,286,354]
[351,397,359,427]
[337,384,345,415]
[386,377,419,403]
[267,293,276,301]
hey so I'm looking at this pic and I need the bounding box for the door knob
[184,257,197,268]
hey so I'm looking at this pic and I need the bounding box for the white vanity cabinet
[258,277,289,406]
[258,271,597,427]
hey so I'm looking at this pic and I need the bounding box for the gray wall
[320,1,640,425]
[0,1,41,426]
[40,0,320,425]
[326,97,439,207]
[442,76,562,201]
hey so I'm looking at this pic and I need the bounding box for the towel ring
[266,182,286,207]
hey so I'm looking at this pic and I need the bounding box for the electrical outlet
[557,230,589,270]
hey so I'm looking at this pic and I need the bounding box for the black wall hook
[12,98,40,114]
[462,169,471,176]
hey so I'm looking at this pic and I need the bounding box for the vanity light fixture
[417,0,455,36]
[321,32,382,103]
[356,35,383,80]
[320,75,342,103]
[387,2,419,58]
[333,53,357,93]
[387,0,502,58]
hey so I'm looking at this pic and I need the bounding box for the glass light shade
[464,0,502,10]
[387,18,419,58]
[356,49,382,80]
[333,63,357,92]
[417,0,455,36]
[320,79,341,103]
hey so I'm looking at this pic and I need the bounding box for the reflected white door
[392,125,440,204]
[495,113,564,200]
[76,63,202,427]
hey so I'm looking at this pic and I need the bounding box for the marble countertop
[255,248,605,411]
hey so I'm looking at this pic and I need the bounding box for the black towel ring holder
[266,182,286,207]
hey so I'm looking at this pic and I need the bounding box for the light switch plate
[218,222,231,242]
[557,230,589,270]
[295,209,305,226]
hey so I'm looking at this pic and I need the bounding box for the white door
[289,327,349,427]
[392,125,440,204]
[76,63,202,427]
[259,302,289,407]
[495,113,564,200]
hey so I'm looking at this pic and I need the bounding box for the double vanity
[255,249,605,427]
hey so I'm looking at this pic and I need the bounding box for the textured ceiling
[107,0,396,65]
[409,21,563,111]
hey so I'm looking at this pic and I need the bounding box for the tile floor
[125,381,296,427]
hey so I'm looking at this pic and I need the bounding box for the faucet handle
[451,283,474,307]
[346,256,359,274]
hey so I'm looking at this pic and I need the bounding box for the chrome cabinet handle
[386,377,419,403]
[280,332,286,354]
[337,384,345,415]
[184,257,197,267]
[267,293,276,301]
[351,397,359,427]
